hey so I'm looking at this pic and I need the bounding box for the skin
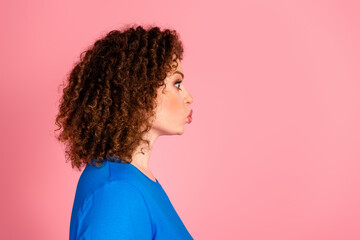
[130,58,194,182]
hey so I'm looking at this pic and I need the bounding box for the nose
[184,89,194,105]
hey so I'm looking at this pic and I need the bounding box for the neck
[130,129,159,172]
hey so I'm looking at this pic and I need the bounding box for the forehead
[169,59,184,77]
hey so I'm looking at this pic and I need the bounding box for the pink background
[1,0,360,239]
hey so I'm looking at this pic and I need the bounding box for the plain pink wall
[1,0,360,239]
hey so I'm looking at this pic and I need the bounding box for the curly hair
[54,25,184,171]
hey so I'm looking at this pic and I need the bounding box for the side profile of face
[151,58,194,136]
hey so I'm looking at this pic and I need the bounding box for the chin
[178,127,185,135]
[177,129,185,135]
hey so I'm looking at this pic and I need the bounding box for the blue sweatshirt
[69,156,194,239]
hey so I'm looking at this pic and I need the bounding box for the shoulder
[91,180,147,206]
[72,180,153,239]
[71,162,155,239]
[72,162,150,219]
[83,180,150,219]
[74,173,151,216]
[75,161,136,198]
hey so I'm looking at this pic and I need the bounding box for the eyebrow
[173,71,184,79]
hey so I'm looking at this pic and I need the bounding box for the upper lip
[188,109,193,118]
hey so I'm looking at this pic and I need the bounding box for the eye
[174,80,182,91]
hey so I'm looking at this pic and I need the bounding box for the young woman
[55,25,194,239]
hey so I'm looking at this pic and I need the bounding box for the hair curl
[54,25,184,171]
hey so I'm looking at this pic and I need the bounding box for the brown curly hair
[54,25,184,171]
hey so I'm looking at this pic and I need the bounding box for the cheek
[162,94,183,115]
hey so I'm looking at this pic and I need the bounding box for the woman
[55,25,194,239]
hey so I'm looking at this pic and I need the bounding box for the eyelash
[175,80,182,91]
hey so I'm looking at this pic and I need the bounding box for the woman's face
[151,58,194,136]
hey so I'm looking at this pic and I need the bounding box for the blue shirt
[69,157,194,239]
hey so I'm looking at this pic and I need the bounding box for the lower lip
[188,116,192,123]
